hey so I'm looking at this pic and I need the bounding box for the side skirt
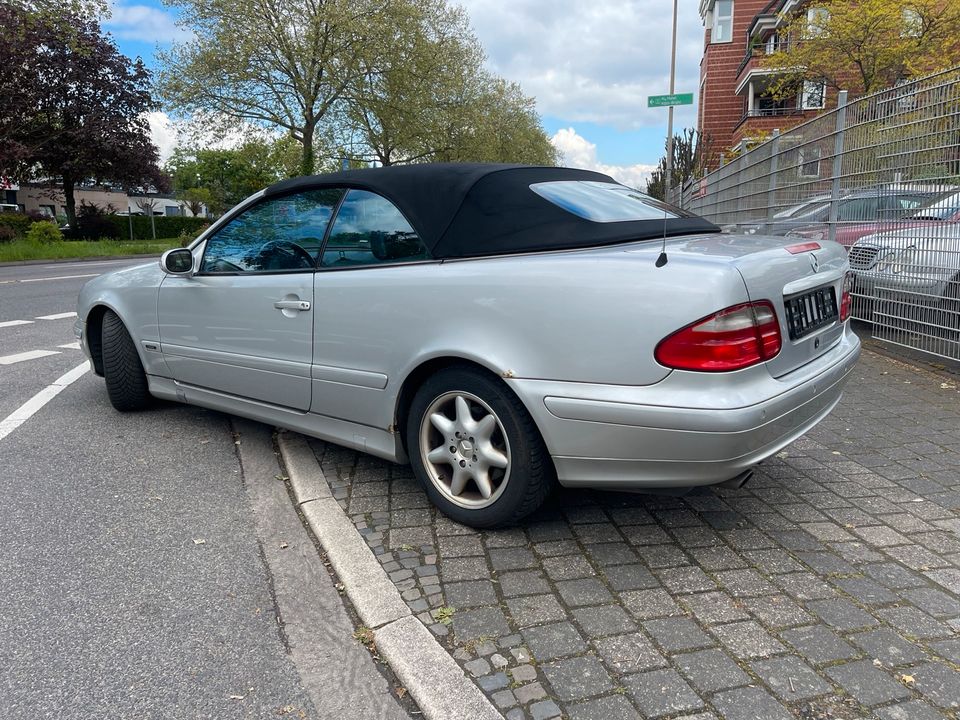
[147,375,406,464]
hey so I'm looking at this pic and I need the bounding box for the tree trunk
[63,171,77,232]
[299,122,315,177]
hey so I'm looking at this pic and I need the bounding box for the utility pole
[665,0,679,198]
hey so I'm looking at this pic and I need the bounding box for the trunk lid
[628,234,849,378]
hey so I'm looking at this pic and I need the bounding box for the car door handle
[274,300,311,311]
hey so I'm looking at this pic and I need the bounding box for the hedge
[105,215,210,240]
[0,214,33,237]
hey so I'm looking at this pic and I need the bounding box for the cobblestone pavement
[308,348,960,720]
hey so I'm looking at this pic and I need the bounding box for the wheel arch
[85,304,111,376]
[393,356,540,457]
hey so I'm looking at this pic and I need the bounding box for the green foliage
[0,238,181,262]
[763,0,960,97]
[0,225,17,244]
[106,215,209,241]
[24,220,62,244]
[0,213,32,238]
[165,140,296,214]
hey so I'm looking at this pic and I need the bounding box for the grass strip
[0,239,183,263]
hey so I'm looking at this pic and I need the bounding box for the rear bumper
[507,326,861,489]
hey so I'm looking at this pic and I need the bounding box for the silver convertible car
[76,164,861,527]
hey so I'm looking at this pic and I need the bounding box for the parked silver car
[849,224,960,329]
[76,164,860,527]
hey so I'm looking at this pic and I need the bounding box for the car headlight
[877,247,917,274]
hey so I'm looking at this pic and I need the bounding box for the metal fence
[671,65,960,362]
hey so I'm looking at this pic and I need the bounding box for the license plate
[784,286,837,340]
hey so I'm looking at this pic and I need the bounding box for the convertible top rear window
[530,181,694,222]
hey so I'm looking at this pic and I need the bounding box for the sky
[103,0,706,189]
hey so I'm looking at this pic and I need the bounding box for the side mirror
[161,247,194,275]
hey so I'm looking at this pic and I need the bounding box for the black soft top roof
[264,163,719,259]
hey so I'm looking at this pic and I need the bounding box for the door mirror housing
[161,248,195,275]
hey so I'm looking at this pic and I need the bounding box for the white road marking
[36,311,77,320]
[0,361,90,442]
[0,350,61,365]
[0,320,33,328]
[0,273,98,285]
[58,342,81,350]
[39,260,131,269]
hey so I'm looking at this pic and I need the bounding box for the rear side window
[530,181,693,222]
[321,189,430,267]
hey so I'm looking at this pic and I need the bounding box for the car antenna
[656,202,669,267]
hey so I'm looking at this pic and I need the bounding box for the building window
[712,0,734,43]
[802,80,825,109]
[806,6,829,36]
[798,146,821,178]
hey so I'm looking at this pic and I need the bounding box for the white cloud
[459,0,702,131]
[104,1,192,44]
[551,127,656,189]
[147,111,178,163]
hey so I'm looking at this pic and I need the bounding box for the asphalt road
[0,259,406,719]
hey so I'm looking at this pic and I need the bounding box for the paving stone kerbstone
[491,689,517,709]
[555,578,614,607]
[506,594,567,627]
[900,587,960,618]
[774,572,838,600]
[452,607,511,643]
[825,660,912,706]
[542,655,614,702]
[514,681,547,704]
[850,627,927,666]
[477,672,509,692]
[572,605,636,638]
[877,606,953,640]
[643,617,715,653]
[930,638,960,664]
[620,589,682,620]
[743,594,812,628]
[865,562,928,589]
[510,664,537,683]
[711,687,794,720]
[529,699,562,720]
[750,655,833,701]
[542,555,596,581]
[567,694,641,720]
[464,658,491,677]
[681,591,751,625]
[807,597,880,631]
[911,662,960,709]
[625,668,703,718]
[521,622,586,661]
[592,632,667,673]
[779,625,859,664]
[712,621,787,659]
[585,542,640,566]
[674,648,751,693]
[875,701,951,720]
[602,563,660,591]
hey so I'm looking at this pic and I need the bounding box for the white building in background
[13,185,208,219]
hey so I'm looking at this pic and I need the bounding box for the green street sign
[647,93,694,107]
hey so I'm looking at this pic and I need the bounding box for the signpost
[647,93,694,108]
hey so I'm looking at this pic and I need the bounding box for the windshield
[910,192,960,220]
[530,181,694,222]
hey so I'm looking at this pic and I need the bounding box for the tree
[158,0,392,176]
[0,6,164,228]
[178,187,214,217]
[165,138,297,214]
[763,0,960,98]
[646,129,716,200]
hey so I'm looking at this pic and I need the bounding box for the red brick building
[697,0,831,163]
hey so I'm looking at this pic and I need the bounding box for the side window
[200,188,343,273]
[321,189,429,268]
[838,198,878,221]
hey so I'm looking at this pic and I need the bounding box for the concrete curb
[277,432,504,720]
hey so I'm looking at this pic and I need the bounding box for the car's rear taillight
[655,301,782,372]
[839,271,853,322]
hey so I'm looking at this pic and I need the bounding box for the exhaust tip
[718,469,754,489]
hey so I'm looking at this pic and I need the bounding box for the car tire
[102,310,152,411]
[406,366,554,528]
